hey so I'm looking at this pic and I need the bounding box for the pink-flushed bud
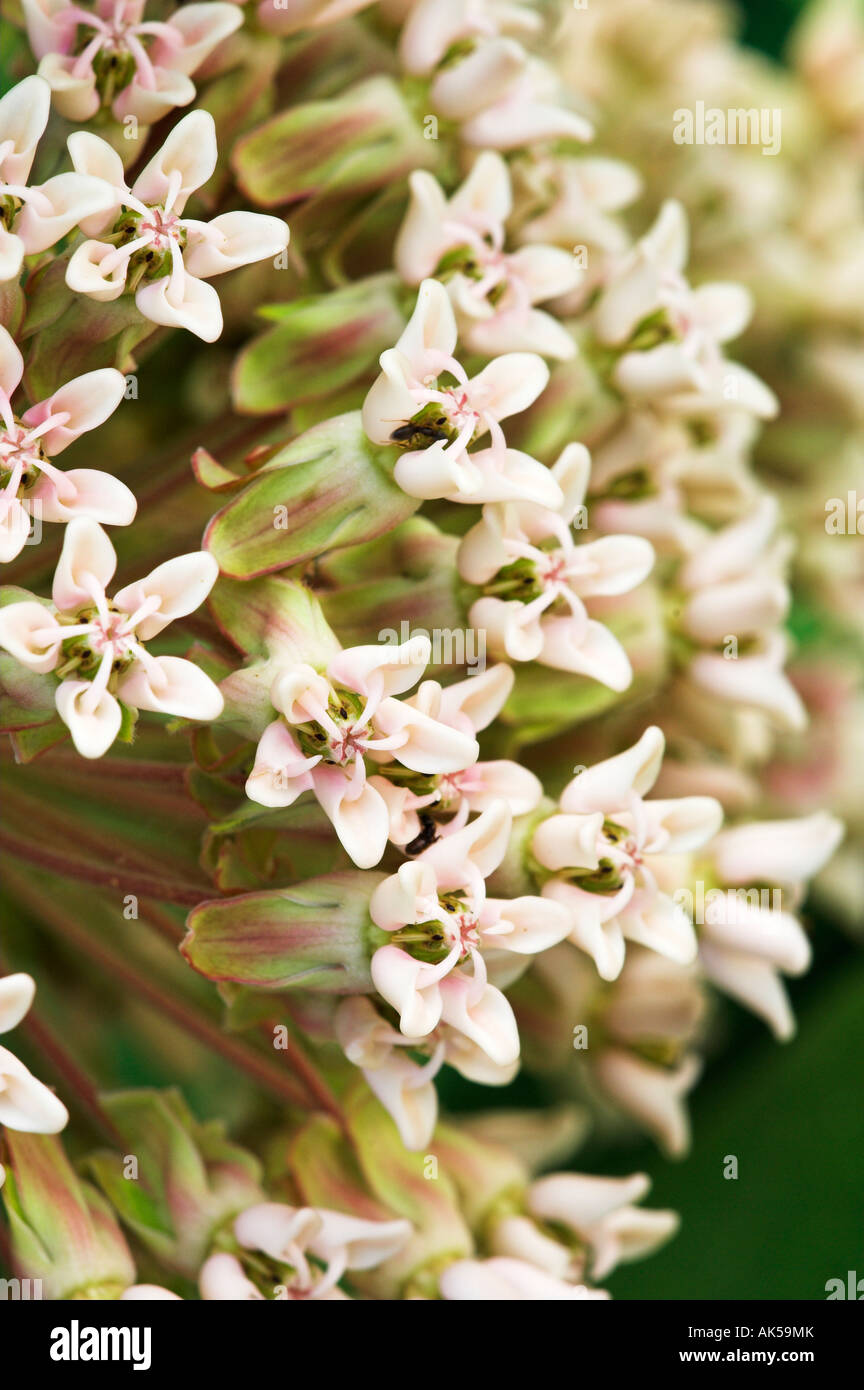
[2,1132,135,1298]
[594,1048,702,1157]
[257,0,376,38]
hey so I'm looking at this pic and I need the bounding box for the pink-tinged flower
[594,200,777,418]
[336,997,443,1151]
[335,994,518,1149]
[699,811,844,1039]
[534,726,723,980]
[460,443,655,690]
[518,155,643,262]
[0,326,134,562]
[245,635,479,869]
[233,1202,411,1299]
[362,278,561,507]
[525,1171,678,1280]
[440,1256,609,1301]
[0,75,118,282]
[23,0,242,125]
[369,801,571,1062]
[456,57,595,151]
[0,972,69,1133]
[589,410,761,557]
[65,111,289,340]
[0,518,223,758]
[395,155,582,359]
[678,496,808,732]
[370,664,542,849]
[593,1048,701,1158]
[398,3,592,149]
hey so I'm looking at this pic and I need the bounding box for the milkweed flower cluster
[0,0,854,1305]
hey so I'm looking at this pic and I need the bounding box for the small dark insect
[389,417,449,446]
[405,814,439,856]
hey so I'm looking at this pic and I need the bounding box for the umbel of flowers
[0,0,851,1303]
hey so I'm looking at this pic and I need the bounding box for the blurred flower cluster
[0,0,857,1301]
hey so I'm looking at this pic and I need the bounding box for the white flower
[362,278,560,506]
[370,663,542,848]
[678,496,808,732]
[0,75,118,282]
[65,110,289,340]
[700,812,844,1039]
[370,800,571,1063]
[594,200,777,419]
[395,154,582,359]
[534,726,723,980]
[526,1171,679,1280]
[23,0,243,125]
[0,325,134,562]
[245,635,478,869]
[232,1201,411,1299]
[460,442,654,690]
[0,518,223,758]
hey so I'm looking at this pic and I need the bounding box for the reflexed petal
[560,726,665,813]
[0,75,51,185]
[131,109,218,211]
[328,634,431,699]
[438,973,520,1066]
[55,679,123,759]
[66,240,129,302]
[116,655,225,721]
[52,517,117,612]
[30,469,137,526]
[313,765,391,868]
[371,944,444,1036]
[14,173,118,254]
[114,550,219,638]
[0,973,35,1034]
[135,269,223,342]
[0,600,62,672]
[184,211,289,279]
[0,1045,69,1133]
[22,368,126,455]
